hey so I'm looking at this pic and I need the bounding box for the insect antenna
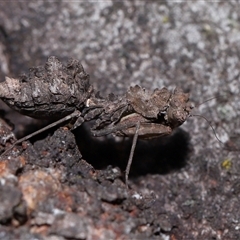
[189,95,239,152]
[189,113,224,145]
[187,95,220,141]
[193,96,217,108]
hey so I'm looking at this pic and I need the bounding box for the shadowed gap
[74,123,192,178]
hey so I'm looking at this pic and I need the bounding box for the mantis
[0,56,193,187]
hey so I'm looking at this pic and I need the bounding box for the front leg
[92,113,172,138]
[113,112,172,138]
[92,120,141,188]
[123,122,172,188]
[119,122,172,139]
[91,113,173,188]
[91,121,136,137]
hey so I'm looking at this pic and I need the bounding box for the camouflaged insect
[88,85,192,139]
[0,56,192,139]
[0,56,193,186]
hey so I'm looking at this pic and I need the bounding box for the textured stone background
[0,1,240,239]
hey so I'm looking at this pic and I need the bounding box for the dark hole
[75,123,192,178]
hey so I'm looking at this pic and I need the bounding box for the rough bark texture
[0,56,192,141]
[0,57,92,119]
[0,1,240,239]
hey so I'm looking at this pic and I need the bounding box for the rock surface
[0,1,240,239]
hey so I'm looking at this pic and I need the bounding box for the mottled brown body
[90,85,192,139]
[0,56,193,186]
[0,57,92,120]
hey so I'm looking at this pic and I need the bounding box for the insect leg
[91,121,136,137]
[71,114,85,129]
[125,121,140,189]
[1,110,81,157]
